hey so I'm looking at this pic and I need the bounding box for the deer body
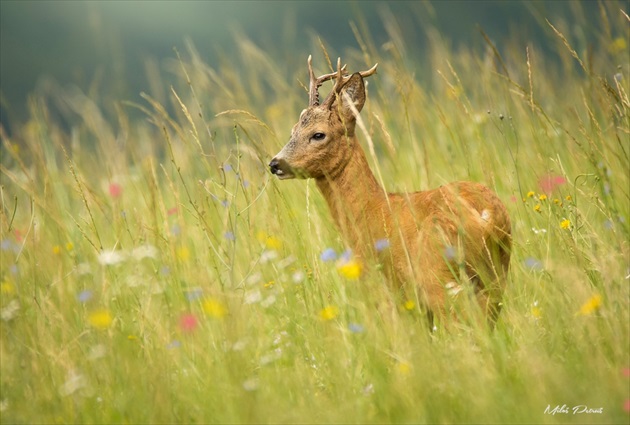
[270,57,511,324]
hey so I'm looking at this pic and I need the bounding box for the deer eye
[311,132,326,142]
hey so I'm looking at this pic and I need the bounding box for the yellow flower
[1,281,15,295]
[256,231,282,249]
[565,195,572,201]
[403,300,416,311]
[396,361,412,375]
[531,306,542,318]
[65,242,74,251]
[560,219,571,229]
[579,294,602,315]
[318,305,339,321]
[610,37,627,54]
[176,246,190,262]
[264,280,274,289]
[337,260,363,280]
[538,194,547,201]
[127,335,138,341]
[203,298,227,319]
[533,204,541,212]
[526,191,535,198]
[553,198,562,206]
[88,309,113,329]
[52,245,62,255]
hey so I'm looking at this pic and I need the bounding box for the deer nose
[269,158,281,175]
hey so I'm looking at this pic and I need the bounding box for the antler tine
[358,63,378,78]
[307,55,348,106]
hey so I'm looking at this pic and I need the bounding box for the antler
[309,57,378,109]
[308,55,348,106]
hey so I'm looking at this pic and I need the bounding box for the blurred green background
[0,0,601,131]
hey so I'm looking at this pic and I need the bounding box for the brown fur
[270,61,511,326]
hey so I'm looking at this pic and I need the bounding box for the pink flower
[624,399,630,413]
[623,367,630,378]
[538,174,566,194]
[179,313,198,332]
[109,183,122,198]
[167,207,178,216]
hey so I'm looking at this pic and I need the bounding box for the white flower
[98,250,126,265]
[131,244,158,261]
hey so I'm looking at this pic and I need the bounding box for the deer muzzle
[269,157,296,180]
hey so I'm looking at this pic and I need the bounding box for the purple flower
[348,323,365,333]
[320,248,337,262]
[77,290,93,303]
[224,231,236,241]
[374,239,390,252]
[524,257,543,271]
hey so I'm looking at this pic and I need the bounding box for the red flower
[538,174,566,194]
[109,183,122,198]
[179,313,198,332]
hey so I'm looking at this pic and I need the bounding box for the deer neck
[315,135,386,251]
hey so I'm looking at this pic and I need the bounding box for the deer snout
[269,157,296,180]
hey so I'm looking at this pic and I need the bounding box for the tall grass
[1,4,629,424]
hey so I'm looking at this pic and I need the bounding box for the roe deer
[269,56,511,326]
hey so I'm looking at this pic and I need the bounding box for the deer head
[269,56,378,180]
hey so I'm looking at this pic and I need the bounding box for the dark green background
[0,1,603,131]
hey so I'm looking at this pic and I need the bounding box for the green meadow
[1,5,629,424]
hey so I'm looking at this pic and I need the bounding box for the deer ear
[335,73,366,120]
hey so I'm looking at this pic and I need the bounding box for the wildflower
[244,289,262,304]
[260,249,278,263]
[221,200,229,208]
[59,370,87,397]
[87,309,113,329]
[77,290,93,303]
[167,340,182,349]
[224,231,236,241]
[624,399,630,413]
[533,204,541,212]
[526,191,535,198]
[622,367,630,378]
[1,280,14,295]
[374,238,390,252]
[538,174,566,194]
[565,195,572,201]
[553,198,562,206]
[538,194,547,201]
[264,236,282,250]
[396,361,411,375]
[160,266,171,275]
[1,239,12,251]
[108,183,122,198]
[131,244,158,261]
[52,245,62,255]
[127,335,138,341]
[261,295,276,308]
[65,242,74,251]
[1,300,20,321]
[318,305,339,321]
[185,287,203,301]
[179,313,198,333]
[167,207,178,216]
[171,224,182,236]
[610,37,627,54]
[560,219,571,230]
[320,248,337,262]
[203,298,227,318]
[176,246,190,262]
[98,250,126,266]
[531,227,547,235]
[337,259,363,280]
[531,301,542,318]
[579,294,602,316]
[403,300,416,311]
[242,378,259,392]
[348,323,365,333]
[524,257,543,271]
[444,245,457,260]
[292,270,305,284]
[223,164,233,172]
